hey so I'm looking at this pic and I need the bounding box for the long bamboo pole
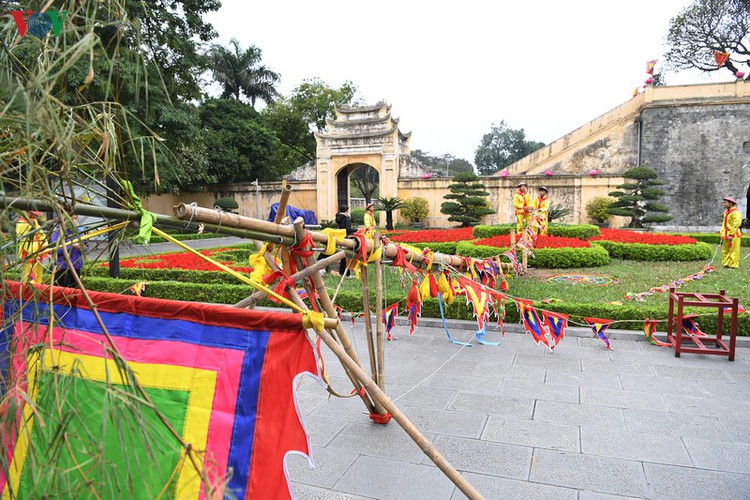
[291,218,385,416]
[313,326,483,499]
[373,232,386,392]
[360,261,379,387]
[233,251,346,308]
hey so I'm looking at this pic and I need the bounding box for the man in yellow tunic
[363,202,376,236]
[720,196,742,269]
[16,211,47,284]
[513,182,532,234]
[533,186,551,236]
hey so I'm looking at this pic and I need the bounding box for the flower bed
[474,234,590,249]
[107,247,253,273]
[389,227,474,243]
[591,229,697,245]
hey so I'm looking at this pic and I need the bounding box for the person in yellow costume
[363,202,376,236]
[16,211,47,284]
[513,182,532,234]
[533,186,551,236]
[720,196,742,269]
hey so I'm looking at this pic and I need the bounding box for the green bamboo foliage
[0,2,221,497]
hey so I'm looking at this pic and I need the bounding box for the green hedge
[593,241,713,261]
[80,277,750,336]
[472,224,600,240]
[405,241,458,255]
[87,267,243,285]
[669,233,750,248]
[456,241,610,268]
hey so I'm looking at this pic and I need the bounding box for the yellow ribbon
[248,243,276,284]
[321,228,346,255]
[437,273,454,304]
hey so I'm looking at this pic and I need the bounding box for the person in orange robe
[720,196,742,269]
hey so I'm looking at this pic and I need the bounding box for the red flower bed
[113,247,253,273]
[389,227,474,243]
[474,234,590,249]
[590,229,697,246]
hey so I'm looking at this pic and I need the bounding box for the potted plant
[400,197,430,228]
[586,196,615,227]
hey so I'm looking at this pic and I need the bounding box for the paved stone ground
[287,321,750,499]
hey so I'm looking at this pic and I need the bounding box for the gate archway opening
[336,163,380,214]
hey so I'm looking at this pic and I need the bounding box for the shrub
[88,267,241,285]
[668,233,750,248]
[593,241,712,261]
[214,197,239,211]
[407,241,458,254]
[351,207,365,225]
[456,241,610,268]
[400,197,430,222]
[472,224,600,240]
[585,196,615,224]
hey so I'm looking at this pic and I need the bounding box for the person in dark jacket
[50,215,87,288]
[333,205,355,276]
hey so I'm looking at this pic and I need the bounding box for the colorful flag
[643,318,671,347]
[502,249,522,275]
[646,59,657,74]
[1,281,319,499]
[406,281,421,335]
[541,310,569,349]
[516,299,552,350]
[681,314,707,337]
[585,317,614,350]
[382,302,399,341]
[491,291,508,336]
[129,281,147,296]
[713,51,730,68]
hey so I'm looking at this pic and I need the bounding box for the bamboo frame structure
[373,231,386,392]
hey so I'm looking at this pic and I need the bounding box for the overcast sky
[206,0,731,164]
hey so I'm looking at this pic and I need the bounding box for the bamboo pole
[290,218,385,416]
[274,181,293,273]
[360,260,379,387]
[233,251,346,308]
[373,232,386,392]
[313,326,483,499]
[521,231,528,275]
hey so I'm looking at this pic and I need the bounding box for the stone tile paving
[289,323,750,499]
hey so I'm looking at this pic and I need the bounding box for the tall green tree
[351,167,379,205]
[410,150,474,176]
[474,121,545,175]
[440,172,495,227]
[665,0,750,79]
[378,196,405,230]
[288,78,359,132]
[607,167,672,228]
[208,39,281,106]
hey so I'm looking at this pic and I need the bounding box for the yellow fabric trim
[321,228,346,255]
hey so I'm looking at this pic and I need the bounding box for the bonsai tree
[440,172,495,227]
[607,166,672,228]
[586,196,615,226]
[377,196,404,230]
[400,197,429,224]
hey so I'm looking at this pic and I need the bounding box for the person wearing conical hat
[720,196,742,269]
[16,211,47,284]
[533,186,551,236]
[363,202,376,236]
[513,182,533,234]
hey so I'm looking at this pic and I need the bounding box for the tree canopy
[665,0,750,78]
[410,150,474,176]
[208,39,281,106]
[474,121,545,175]
[288,78,359,132]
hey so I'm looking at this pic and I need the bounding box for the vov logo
[10,10,68,37]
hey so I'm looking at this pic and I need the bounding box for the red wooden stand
[667,288,739,361]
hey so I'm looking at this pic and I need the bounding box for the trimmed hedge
[406,241,458,255]
[456,241,610,268]
[669,233,750,248]
[87,266,242,285]
[473,224,600,240]
[80,277,750,336]
[594,241,713,261]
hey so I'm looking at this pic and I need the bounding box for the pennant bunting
[585,317,614,350]
[516,299,552,350]
[541,310,569,350]
[643,318,671,347]
[406,281,421,335]
[129,281,147,297]
[0,281,320,499]
[491,292,508,336]
[713,50,730,68]
[382,302,399,341]
[681,314,707,337]
[646,59,657,74]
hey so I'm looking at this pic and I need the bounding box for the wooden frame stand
[666,288,739,361]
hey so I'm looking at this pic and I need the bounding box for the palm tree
[377,196,405,231]
[208,39,281,107]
